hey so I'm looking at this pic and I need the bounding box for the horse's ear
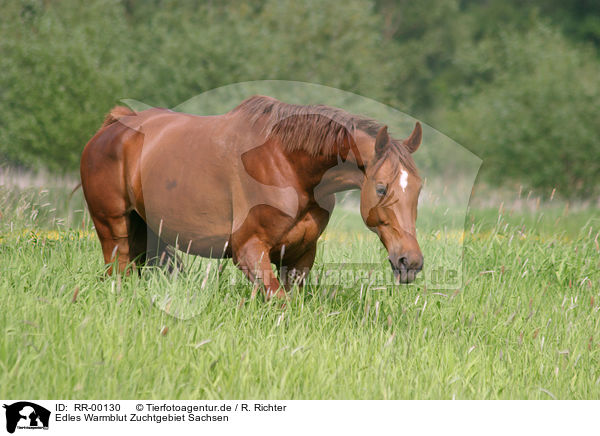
[405,122,422,153]
[374,125,390,158]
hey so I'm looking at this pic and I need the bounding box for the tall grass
[0,172,599,399]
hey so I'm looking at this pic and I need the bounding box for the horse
[80,95,423,299]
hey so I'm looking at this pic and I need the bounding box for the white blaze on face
[399,169,408,192]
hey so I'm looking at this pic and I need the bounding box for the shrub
[441,23,600,197]
[0,0,394,172]
[0,0,132,171]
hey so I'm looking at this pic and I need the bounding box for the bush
[0,0,132,171]
[0,0,394,171]
[440,23,600,198]
[1,1,600,199]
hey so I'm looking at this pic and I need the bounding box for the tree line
[1,0,598,197]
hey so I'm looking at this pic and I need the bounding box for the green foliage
[0,0,392,171]
[132,0,391,107]
[440,23,600,197]
[374,0,466,112]
[1,0,600,198]
[0,0,131,170]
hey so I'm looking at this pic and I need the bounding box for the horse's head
[360,122,423,283]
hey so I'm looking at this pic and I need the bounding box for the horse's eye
[375,184,387,197]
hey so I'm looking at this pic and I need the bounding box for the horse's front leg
[278,243,317,292]
[233,237,285,300]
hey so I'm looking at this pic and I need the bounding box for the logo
[2,402,50,434]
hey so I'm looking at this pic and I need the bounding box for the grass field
[0,175,599,399]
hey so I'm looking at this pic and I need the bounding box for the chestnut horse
[80,96,423,298]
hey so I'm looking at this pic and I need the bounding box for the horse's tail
[69,182,82,201]
[102,106,135,127]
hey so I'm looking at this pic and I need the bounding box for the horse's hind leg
[85,199,147,273]
[88,210,134,274]
[127,210,148,268]
[91,209,181,274]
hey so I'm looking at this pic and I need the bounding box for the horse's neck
[312,130,374,200]
[313,161,364,199]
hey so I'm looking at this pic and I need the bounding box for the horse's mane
[231,95,417,174]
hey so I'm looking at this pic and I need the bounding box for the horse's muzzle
[389,251,423,284]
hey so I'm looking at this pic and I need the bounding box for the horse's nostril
[397,253,423,271]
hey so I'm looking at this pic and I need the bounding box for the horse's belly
[142,201,232,256]
[137,128,236,257]
[140,170,234,257]
[162,230,231,258]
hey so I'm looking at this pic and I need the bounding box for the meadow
[0,173,599,399]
